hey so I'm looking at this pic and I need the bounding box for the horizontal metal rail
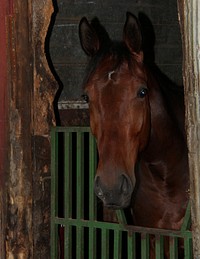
[52,217,191,238]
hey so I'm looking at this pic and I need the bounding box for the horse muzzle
[94,174,134,209]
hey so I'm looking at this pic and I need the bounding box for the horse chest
[133,161,188,229]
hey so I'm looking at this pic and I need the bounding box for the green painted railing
[51,127,192,259]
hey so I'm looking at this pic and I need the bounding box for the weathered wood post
[6,1,34,257]
[178,1,200,257]
[32,0,59,257]
[5,0,58,257]
[0,1,10,258]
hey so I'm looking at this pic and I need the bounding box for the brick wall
[50,0,182,101]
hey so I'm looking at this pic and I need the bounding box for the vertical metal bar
[89,227,96,259]
[76,132,84,219]
[113,229,122,259]
[64,131,72,218]
[141,233,149,259]
[64,131,72,258]
[76,226,84,259]
[51,129,59,259]
[116,209,127,224]
[101,229,109,258]
[155,235,164,259]
[76,131,84,259]
[184,237,193,259]
[64,226,72,259]
[181,201,191,231]
[89,132,97,259]
[89,132,97,220]
[169,236,178,259]
[127,232,136,259]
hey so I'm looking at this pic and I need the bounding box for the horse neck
[142,69,187,169]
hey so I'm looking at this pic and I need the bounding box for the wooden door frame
[178,1,200,257]
[0,0,11,257]
[0,0,58,257]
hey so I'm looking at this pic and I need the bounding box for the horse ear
[123,12,143,62]
[79,17,100,56]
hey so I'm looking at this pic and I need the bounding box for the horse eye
[82,94,89,103]
[137,88,148,98]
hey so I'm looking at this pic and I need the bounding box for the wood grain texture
[178,1,200,257]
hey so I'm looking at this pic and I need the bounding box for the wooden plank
[50,129,59,258]
[0,0,11,257]
[177,1,200,257]
[5,0,58,258]
[6,1,34,257]
[31,0,58,257]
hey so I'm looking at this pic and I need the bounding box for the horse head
[79,13,151,209]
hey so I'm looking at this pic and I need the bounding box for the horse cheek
[138,101,151,151]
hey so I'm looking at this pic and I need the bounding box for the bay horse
[79,12,189,258]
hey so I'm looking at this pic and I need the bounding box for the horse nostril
[97,188,104,198]
[120,174,132,195]
[94,176,104,198]
[94,174,133,208]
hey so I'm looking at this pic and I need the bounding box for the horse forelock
[82,41,143,89]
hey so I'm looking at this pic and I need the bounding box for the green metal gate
[51,127,192,259]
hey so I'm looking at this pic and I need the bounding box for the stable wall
[50,0,183,101]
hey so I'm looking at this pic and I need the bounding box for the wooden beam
[177,1,200,257]
[6,0,34,257]
[32,0,58,257]
[0,1,11,257]
[5,0,58,257]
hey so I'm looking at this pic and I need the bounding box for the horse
[79,12,189,258]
